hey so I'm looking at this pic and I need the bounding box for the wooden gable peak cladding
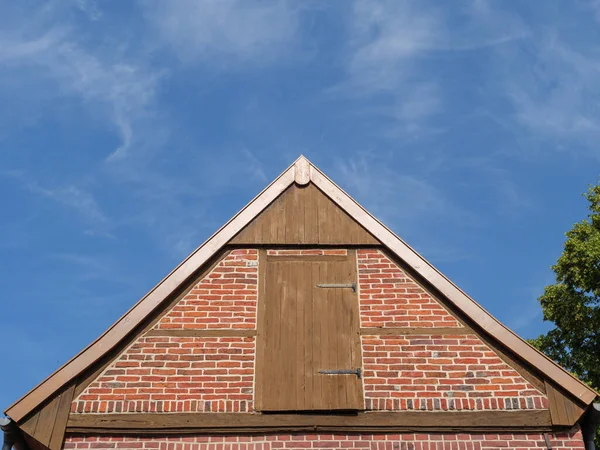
[5,155,598,428]
[230,183,379,245]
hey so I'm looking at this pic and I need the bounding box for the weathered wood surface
[66,410,553,434]
[230,184,379,245]
[256,252,363,411]
[19,383,75,450]
[545,381,585,426]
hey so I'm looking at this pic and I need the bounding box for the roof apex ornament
[294,155,310,186]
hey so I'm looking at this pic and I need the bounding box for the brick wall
[64,428,584,450]
[72,249,259,414]
[357,250,461,328]
[72,336,255,413]
[361,334,547,411]
[357,250,547,411]
[72,247,549,415]
[155,249,258,330]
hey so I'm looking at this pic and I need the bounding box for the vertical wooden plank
[265,194,276,243]
[295,261,307,410]
[332,259,346,409]
[310,261,323,409]
[19,410,40,438]
[296,186,306,244]
[303,261,314,410]
[31,394,60,447]
[316,186,328,244]
[230,183,379,245]
[286,261,298,410]
[348,249,364,409]
[545,381,585,426]
[284,184,294,244]
[303,184,319,244]
[320,260,334,409]
[273,260,285,409]
[276,194,287,243]
[48,383,76,450]
[22,435,47,450]
[546,381,569,425]
[254,250,267,411]
[240,218,257,244]
[564,397,583,424]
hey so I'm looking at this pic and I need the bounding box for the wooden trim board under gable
[65,410,554,434]
[6,155,597,425]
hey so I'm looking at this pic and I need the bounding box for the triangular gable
[231,183,379,245]
[5,156,597,426]
[67,246,551,416]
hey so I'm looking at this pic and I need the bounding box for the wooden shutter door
[256,251,363,411]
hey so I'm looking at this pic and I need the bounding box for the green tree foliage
[530,183,600,396]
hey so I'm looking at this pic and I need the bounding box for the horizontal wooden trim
[66,410,553,434]
[360,327,471,336]
[144,329,257,338]
[265,255,348,262]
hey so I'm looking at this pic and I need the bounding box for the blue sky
[1,0,600,408]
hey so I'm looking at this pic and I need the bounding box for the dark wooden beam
[360,327,471,336]
[67,410,553,434]
[144,329,256,338]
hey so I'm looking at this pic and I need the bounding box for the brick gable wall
[72,250,258,414]
[155,249,258,330]
[64,428,584,450]
[357,250,461,329]
[72,336,255,414]
[361,334,547,411]
[72,248,548,415]
[357,250,547,411]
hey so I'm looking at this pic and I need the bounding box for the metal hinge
[318,368,362,378]
[316,283,356,292]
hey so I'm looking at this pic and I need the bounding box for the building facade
[4,157,599,450]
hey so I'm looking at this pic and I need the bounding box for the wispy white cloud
[332,152,478,230]
[452,1,600,158]
[332,152,479,263]
[0,4,165,162]
[337,0,443,134]
[31,184,108,224]
[586,0,600,23]
[76,0,102,21]
[141,0,301,68]
[0,1,283,257]
[1,169,110,227]
[503,38,600,148]
[334,0,528,137]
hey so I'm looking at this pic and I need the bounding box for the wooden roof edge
[5,155,597,422]
[308,163,599,406]
[4,157,303,422]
